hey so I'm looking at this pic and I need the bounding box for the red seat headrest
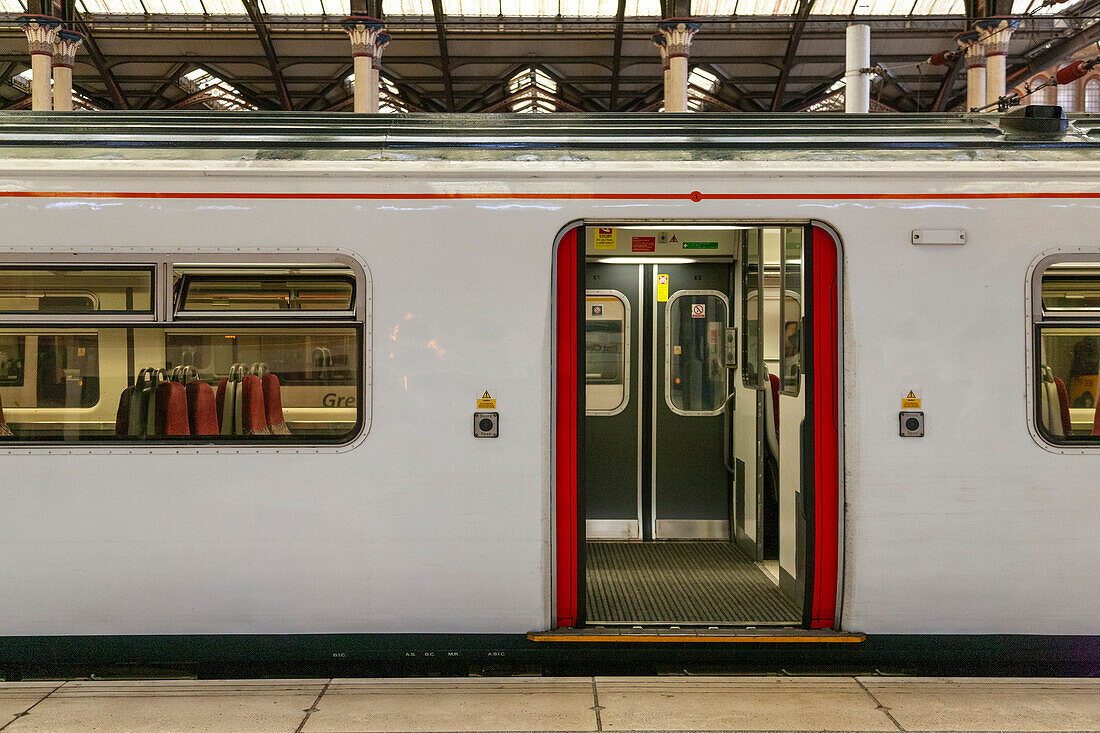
[187,381,219,437]
[240,374,270,436]
[154,381,190,437]
[261,373,289,435]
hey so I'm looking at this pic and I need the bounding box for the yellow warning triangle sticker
[670,235,679,242]
[482,391,492,399]
[906,390,916,399]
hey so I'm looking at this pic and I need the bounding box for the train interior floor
[2,677,1099,732]
[585,541,800,626]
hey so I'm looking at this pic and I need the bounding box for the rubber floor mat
[585,541,800,625]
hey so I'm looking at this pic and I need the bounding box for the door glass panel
[780,227,803,396]
[585,293,628,413]
[742,229,764,389]
[668,292,728,414]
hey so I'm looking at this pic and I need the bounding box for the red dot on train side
[690,191,703,202]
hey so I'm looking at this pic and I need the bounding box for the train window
[174,266,355,315]
[1041,262,1100,313]
[0,267,153,314]
[667,291,729,415]
[585,292,629,415]
[1034,259,1100,444]
[779,227,803,396]
[0,258,367,447]
[0,326,361,443]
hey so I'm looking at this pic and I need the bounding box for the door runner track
[585,541,801,625]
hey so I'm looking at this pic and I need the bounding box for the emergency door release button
[474,411,499,438]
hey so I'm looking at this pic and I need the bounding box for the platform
[1,676,1098,732]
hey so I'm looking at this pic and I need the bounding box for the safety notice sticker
[594,227,617,250]
[691,303,706,319]
[478,391,496,409]
[902,390,921,409]
[657,273,669,302]
[632,236,656,252]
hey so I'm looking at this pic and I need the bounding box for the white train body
[0,114,1097,656]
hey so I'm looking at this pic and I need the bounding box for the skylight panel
[1013,0,1085,13]
[507,67,558,112]
[0,0,27,11]
[382,0,656,15]
[908,0,965,12]
[264,0,317,11]
[178,67,257,110]
[688,66,719,93]
[382,0,432,13]
[78,0,247,12]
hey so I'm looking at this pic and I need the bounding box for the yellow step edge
[527,632,866,643]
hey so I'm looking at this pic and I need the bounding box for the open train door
[552,222,840,632]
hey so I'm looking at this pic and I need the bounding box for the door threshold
[527,627,865,643]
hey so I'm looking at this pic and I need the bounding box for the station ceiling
[1,0,1098,113]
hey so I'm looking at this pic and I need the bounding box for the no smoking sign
[691,303,706,319]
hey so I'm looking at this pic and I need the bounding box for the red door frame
[553,223,840,630]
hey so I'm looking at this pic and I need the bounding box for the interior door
[778,226,809,606]
[652,263,733,539]
[584,263,641,539]
[734,231,765,557]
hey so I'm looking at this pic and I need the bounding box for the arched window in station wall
[1085,78,1100,113]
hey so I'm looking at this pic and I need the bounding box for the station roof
[1,0,1098,113]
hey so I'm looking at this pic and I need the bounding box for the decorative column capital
[657,17,700,58]
[17,15,63,56]
[53,29,84,68]
[651,32,669,68]
[340,16,385,57]
[373,31,391,64]
[955,30,985,67]
[974,16,1018,57]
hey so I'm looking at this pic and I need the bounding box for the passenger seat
[0,392,11,437]
[187,381,219,436]
[154,380,190,437]
[261,373,290,435]
[240,374,270,435]
[1054,377,1072,436]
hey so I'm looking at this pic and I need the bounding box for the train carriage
[0,110,1098,672]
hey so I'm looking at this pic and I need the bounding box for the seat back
[114,386,133,437]
[261,373,290,435]
[762,365,780,459]
[1054,377,1072,435]
[154,381,190,437]
[0,391,11,438]
[240,374,270,435]
[187,381,219,437]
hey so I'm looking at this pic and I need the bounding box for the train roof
[3,111,1100,163]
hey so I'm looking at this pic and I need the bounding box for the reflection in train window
[0,326,361,443]
[667,291,728,415]
[175,266,355,313]
[1041,262,1100,313]
[1037,328,1100,440]
[586,293,629,415]
[0,267,154,314]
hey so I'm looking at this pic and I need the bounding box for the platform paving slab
[301,678,598,733]
[858,676,1100,732]
[0,682,61,729]
[594,676,897,732]
[1,679,326,733]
